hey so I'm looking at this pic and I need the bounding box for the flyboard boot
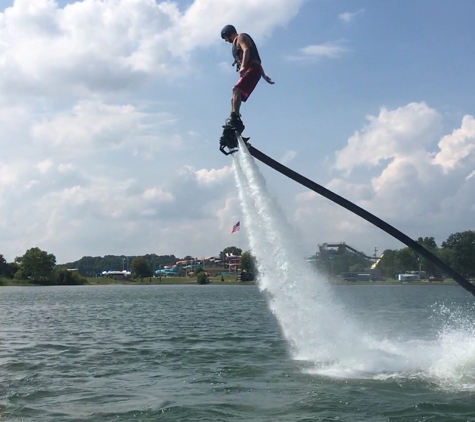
[219,112,250,155]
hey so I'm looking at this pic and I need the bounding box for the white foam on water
[425,304,475,390]
[232,139,475,391]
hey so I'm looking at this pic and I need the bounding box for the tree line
[315,231,475,280]
[0,247,86,286]
[1,230,474,285]
[0,246,250,285]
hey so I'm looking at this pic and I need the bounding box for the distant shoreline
[0,276,255,287]
[0,276,459,287]
[331,280,453,286]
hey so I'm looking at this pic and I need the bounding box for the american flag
[231,221,240,234]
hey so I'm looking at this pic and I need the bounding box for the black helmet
[221,25,236,39]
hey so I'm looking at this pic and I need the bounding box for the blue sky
[1,0,475,263]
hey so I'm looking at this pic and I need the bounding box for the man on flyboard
[219,25,274,154]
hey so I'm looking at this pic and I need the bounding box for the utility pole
[374,247,378,259]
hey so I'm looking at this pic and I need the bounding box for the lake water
[2,284,475,422]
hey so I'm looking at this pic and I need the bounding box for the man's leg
[231,87,242,115]
[226,86,244,132]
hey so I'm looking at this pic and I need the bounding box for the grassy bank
[330,278,456,286]
[0,275,460,287]
[0,275,255,286]
[0,278,32,286]
[85,275,255,285]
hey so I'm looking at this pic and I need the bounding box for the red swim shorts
[234,63,262,102]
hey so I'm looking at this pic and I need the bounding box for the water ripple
[1,285,475,421]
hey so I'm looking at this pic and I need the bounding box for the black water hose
[247,144,475,297]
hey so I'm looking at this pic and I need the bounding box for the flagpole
[231,220,241,279]
[239,219,241,251]
[239,221,242,279]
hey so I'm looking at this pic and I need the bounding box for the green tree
[442,230,475,277]
[197,272,209,284]
[62,254,179,277]
[5,261,19,279]
[131,257,152,281]
[395,247,419,273]
[0,254,7,276]
[316,246,370,278]
[53,268,87,285]
[416,236,439,277]
[378,249,398,278]
[16,247,56,282]
[240,250,256,274]
[436,247,454,271]
[417,236,437,250]
[14,261,28,280]
[349,263,366,273]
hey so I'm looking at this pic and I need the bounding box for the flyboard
[219,115,250,155]
[218,121,475,297]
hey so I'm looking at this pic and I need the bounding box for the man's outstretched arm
[260,66,275,84]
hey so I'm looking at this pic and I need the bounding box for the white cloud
[292,103,475,253]
[339,9,364,23]
[434,115,475,172]
[0,164,20,188]
[58,163,76,173]
[295,191,318,202]
[334,102,442,175]
[326,178,374,202]
[196,165,233,185]
[0,158,239,261]
[0,96,217,261]
[0,0,179,97]
[174,0,305,52]
[31,99,179,154]
[281,150,297,165]
[286,41,349,62]
[142,187,174,202]
[0,0,309,262]
[0,0,305,99]
[36,159,53,174]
